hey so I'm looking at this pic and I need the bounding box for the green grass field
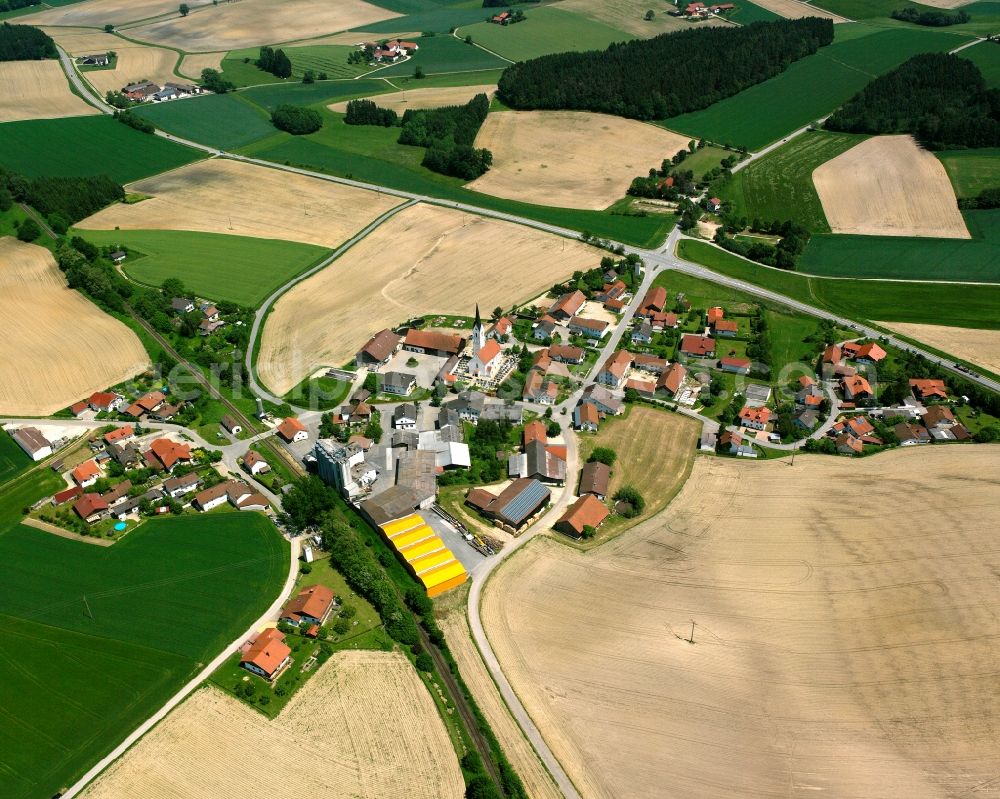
[240,77,391,111]
[665,25,967,150]
[459,7,633,62]
[728,1,782,24]
[960,39,1000,88]
[718,130,865,231]
[375,34,509,76]
[678,238,1000,329]
[221,45,371,87]
[0,469,289,799]
[362,5,504,34]
[0,430,31,485]
[0,116,202,182]
[134,92,276,150]
[806,0,933,18]
[75,228,331,306]
[937,148,1000,199]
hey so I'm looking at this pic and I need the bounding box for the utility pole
[688,620,695,644]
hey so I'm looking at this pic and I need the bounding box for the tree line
[959,186,1000,210]
[0,0,42,13]
[1,167,125,235]
[891,7,969,26]
[713,216,811,270]
[257,45,292,78]
[825,53,1000,149]
[345,98,398,127]
[0,22,57,61]
[495,17,834,120]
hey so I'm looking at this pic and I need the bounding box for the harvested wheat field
[749,0,849,22]
[468,111,689,210]
[26,0,181,28]
[329,84,496,115]
[82,650,464,799]
[78,159,400,248]
[258,203,598,394]
[877,320,1000,376]
[84,45,179,94]
[39,27,122,55]
[813,135,970,238]
[0,238,148,416]
[0,60,98,122]
[126,0,398,51]
[179,51,224,80]
[558,0,724,36]
[482,447,1000,799]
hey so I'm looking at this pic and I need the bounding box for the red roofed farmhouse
[555,494,609,539]
[680,334,715,358]
[281,584,335,626]
[277,417,308,443]
[739,406,772,430]
[147,438,192,471]
[240,627,292,681]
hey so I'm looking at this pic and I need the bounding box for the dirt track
[876,320,1000,377]
[813,135,970,239]
[482,447,1000,798]
[0,61,98,122]
[0,238,148,416]
[81,651,464,799]
[257,203,599,395]
[468,111,690,211]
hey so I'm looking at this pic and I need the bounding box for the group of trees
[400,93,493,179]
[496,18,834,120]
[199,67,235,94]
[271,104,323,134]
[959,186,1000,210]
[114,109,154,134]
[890,7,969,26]
[0,21,57,60]
[0,0,41,13]
[713,218,810,270]
[826,53,1000,149]
[257,45,292,78]
[345,98,398,127]
[54,236,133,313]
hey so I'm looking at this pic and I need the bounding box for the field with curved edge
[328,83,496,114]
[79,652,464,799]
[482,447,1000,799]
[875,320,1000,376]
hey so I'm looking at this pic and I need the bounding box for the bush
[332,617,350,635]
[115,109,155,134]
[272,104,323,135]
[415,652,434,672]
[465,775,502,799]
[613,485,645,517]
[588,446,617,466]
[399,93,493,179]
[200,68,235,94]
[16,218,40,242]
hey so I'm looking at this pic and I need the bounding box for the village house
[739,406,772,431]
[221,415,242,436]
[555,494,610,539]
[73,493,109,523]
[843,341,888,364]
[72,459,101,488]
[923,404,957,432]
[523,370,558,405]
[718,430,756,458]
[896,421,931,445]
[392,403,418,431]
[822,343,842,365]
[404,329,465,357]
[685,2,708,17]
[597,280,627,303]
[70,400,90,417]
[714,319,738,338]
[533,317,558,341]
[568,316,609,340]
[597,350,632,390]
[582,384,623,416]
[89,391,124,413]
[579,460,610,500]
[706,197,722,212]
[103,425,134,446]
[356,328,401,368]
[835,433,863,455]
[841,374,873,402]
[100,480,133,509]
[489,316,513,339]
[277,417,308,443]
[78,53,109,66]
[707,307,724,326]
[657,362,687,397]
[145,438,192,472]
[171,297,195,313]
[53,485,83,507]
[680,334,716,358]
[125,390,165,417]
[548,290,586,321]
[243,450,270,476]
[444,391,486,423]
[281,584,335,626]
[633,354,669,374]
[11,427,52,461]
[720,356,750,375]
[795,409,819,430]
[638,286,668,316]
[549,344,585,364]
[122,80,159,101]
[909,378,948,401]
[199,319,224,336]
[200,304,220,322]
[193,480,252,512]
[240,628,291,681]
[626,377,656,398]
[383,371,417,396]
[631,321,654,345]
[510,439,567,484]
[573,401,600,431]
[163,472,200,499]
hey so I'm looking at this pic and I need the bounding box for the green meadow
[961,39,1000,88]
[0,430,31,485]
[937,148,1000,199]
[134,92,276,150]
[374,34,509,76]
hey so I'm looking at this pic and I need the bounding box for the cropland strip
[78,159,401,249]
[178,51,224,80]
[468,110,690,211]
[876,320,1000,376]
[0,238,148,416]
[813,134,970,238]
[0,60,98,123]
[751,0,849,21]
[328,84,497,114]
[483,447,1000,799]
[257,202,600,395]
[80,652,464,799]
[26,0,187,27]
[558,0,726,37]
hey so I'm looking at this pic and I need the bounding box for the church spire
[474,304,481,329]
[472,303,485,354]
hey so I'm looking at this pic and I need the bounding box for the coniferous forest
[825,53,1000,149]
[496,18,834,120]
[0,22,57,61]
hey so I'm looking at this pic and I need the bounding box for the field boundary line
[20,516,113,546]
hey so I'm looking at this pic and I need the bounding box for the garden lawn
[937,148,1000,199]
[0,116,202,182]
[718,130,866,231]
[0,483,289,799]
[0,429,31,485]
[374,34,509,76]
[665,26,966,151]
[459,7,633,62]
[677,238,1000,330]
[77,228,331,306]
[134,92,276,150]
[961,38,1000,88]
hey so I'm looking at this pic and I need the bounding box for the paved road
[61,535,300,799]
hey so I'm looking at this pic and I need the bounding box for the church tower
[472,304,486,355]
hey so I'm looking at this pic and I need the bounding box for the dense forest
[0,22,57,61]
[496,17,833,120]
[0,0,42,13]
[825,53,1000,148]
[1,168,125,235]
[272,104,322,134]
[890,7,969,26]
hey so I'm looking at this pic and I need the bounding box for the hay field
[82,651,463,799]
[329,84,496,114]
[751,0,849,22]
[468,111,690,210]
[558,0,725,36]
[0,61,98,123]
[77,159,400,248]
[0,238,148,416]
[482,447,1000,798]
[126,0,398,51]
[876,320,1000,376]
[84,45,180,94]
[179,51,224,79]
[258,203,599,394]
[813,135,970,238]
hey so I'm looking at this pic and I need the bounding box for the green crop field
[459,7,633,62]
[240,77,390,111]
[728,1,782,24]
[374,34,509,76]
[0,430,30,485]
[0,466,289,799]
[678,238,1000,329]
[134,92,276,150]
[76,228,331,306]
[221,45,371,87]
[665,26,966,151]
[961,39,1000,88]
[0,116,202,182]
[717,130,865,231]
[806,0,932,18]
[800,210,1000,283]
[937,148,1000,198]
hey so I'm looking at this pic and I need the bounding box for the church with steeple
[468,304,503,379]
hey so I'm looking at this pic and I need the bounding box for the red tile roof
[282,584,335,623]
[72,459,100,484]
[277,417,307,441]
[601,350,632,380]
[404,329,464,354]
[475,339,502,365]
[523,419,547,446]
[104,426,134,445]
[707,306,724,324]
[739,406,772,426]
[74,492,108,519]
[909,378,947,399]
[148,438,192,469]
[53,485,83,505]
[89,391,119,410]
[855,342,887,362]
[822,344,842,364]
[720,356,750,369]
[714,319,738,333]
[556,494,609,537]
[657,362,687,394]
[639,286,667,313]
[549,290,586,318]
[242,628,290,677]
[680,334,715,357]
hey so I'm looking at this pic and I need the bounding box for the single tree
[644,9,654,20]
[179,3,189,16]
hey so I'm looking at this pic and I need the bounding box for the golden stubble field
[749,0,849,22]
[257,203,600,395]
[813,135,970,238]
[482,447,1000,798]
[178,51,224,79]
[26,0,181,27]
[557,0,728,37]
[329,84,497,115]
[876,320,1000,377]
[468,111,690,210]
[77,159,401,248]
[0,60,98,122]
[0,238,148,416]
[81,650,464,799]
